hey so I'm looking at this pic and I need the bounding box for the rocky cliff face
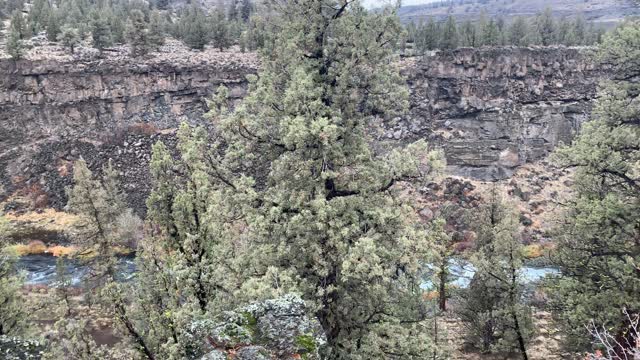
[0,45,606,213]
[396,47,604,179]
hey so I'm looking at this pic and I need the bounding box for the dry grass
[4,208,81,233]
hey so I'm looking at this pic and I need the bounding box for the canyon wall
[0,46,606,213]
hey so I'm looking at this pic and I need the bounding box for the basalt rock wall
[0,46,606,213]
[395,46,605,179]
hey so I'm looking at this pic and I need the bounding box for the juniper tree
[66,159,129,286]
[210,6,231,51]
[125,9,150,56]
[148,10,165,48]
[548,20,640,355]
[26,0,50,35]
[535,7,556,46]
[195,0,445,357]
[90,10,113,53]
[9,9,26,39]
[440,15,458,50]
[6,24,24,59]
[57,25,80,54]
[178,4,208,50]
[508,17,528,46]
[45,8,60,41]
[0,215,27,337]
[458,189,532,358]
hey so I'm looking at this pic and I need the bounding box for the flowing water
[17,255,557,288]
[17,255,137,286]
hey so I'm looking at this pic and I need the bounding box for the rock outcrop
[396,47,604,179]
[195,294,325,360]
[0,44,607,213]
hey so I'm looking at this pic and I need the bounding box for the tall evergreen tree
[66,159,128,285]
[508,16,528,46]
[192,0,445,357]
[548,20,640,355]
[535,7,556,46]
[6,23,24,59]
[458,189,532,358]
[210,6,231,51]
[90,10,113,52]
[45,8,61,42]
[57,25,80,54]
[240,0,251,22]
[26,0,50,36]
[440,15,458,50]
[9,9,26,39]
[148,9,165,48]
[125,9,151,56]
[481,19,500,46]
[178,4,208,50]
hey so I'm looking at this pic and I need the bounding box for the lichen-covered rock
[0,336,45,360]
[199,294,325,360]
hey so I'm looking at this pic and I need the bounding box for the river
[17,255,557,288]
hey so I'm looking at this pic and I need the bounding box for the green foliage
[26,0,50,36]
[548,20,640,354]
[6,24,24,60]
[457,190,532,357]
[66,159,131,284]
[148,10,165,48]
[406,10,604,53]
[210,7,231,51]
[295,334,317,353]
[176,4,209,50]
[192,0,445,357]
[57,25,80,54]
[45,8,61,42]
[0,250,26,337]
[10,9,26,39]
[90,10,113,52]
[440,15,458,50]
[125,9,150,56]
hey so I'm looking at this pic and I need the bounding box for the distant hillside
[399,0,640,26]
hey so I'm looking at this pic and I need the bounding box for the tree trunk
[438,260,447,311]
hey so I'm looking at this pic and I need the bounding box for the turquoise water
[422,259,559,289]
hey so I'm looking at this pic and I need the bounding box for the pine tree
[240,0,251,22]
[422,16,439,51]
[440,15,458,50]
[90,10,113,52]
[57,25,80,54]
[481,19,500,46]
[125,9,150,56]
[548,20,640,355]
[108,8,126,44]
[459,20,477,47]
